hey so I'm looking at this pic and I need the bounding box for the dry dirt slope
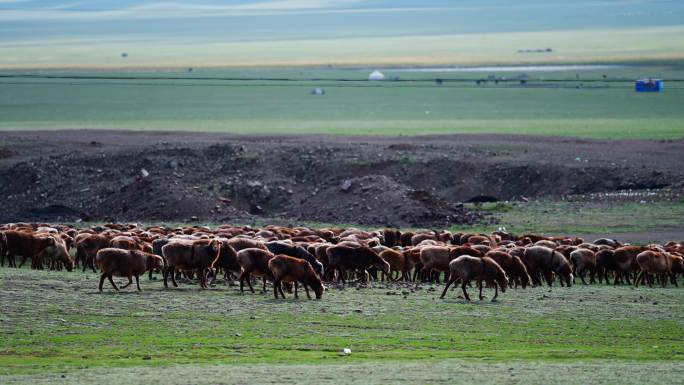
[0,130,682,227]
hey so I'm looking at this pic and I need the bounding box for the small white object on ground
[342,348,352,355]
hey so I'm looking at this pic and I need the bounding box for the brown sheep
[418,246,453,282]
[441,256,509,301]
[268,255,324,299]
[226,237,267,252]
[378,248,409,281]
[95,248,165,292]
[635,251,683,288]
[161,240,222,289]
[604,246,647,285]
[485,250,531,289]
[521,246,573,287]
[110,235,152,253]
[569,248,596,285]
[467,235,491,246]
[411,232,436,246]
[237,248,276,293]
[36,233,75,271]
[77,234,112,272]
[326,245,389,283]
[3,230,60,269]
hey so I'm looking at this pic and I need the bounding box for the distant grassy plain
[1,63,683,139]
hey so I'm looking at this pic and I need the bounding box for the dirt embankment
[0,130,682,227]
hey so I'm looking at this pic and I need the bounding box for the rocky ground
[1,130,682,227]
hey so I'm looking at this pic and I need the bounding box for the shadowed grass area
[1,267,682,377]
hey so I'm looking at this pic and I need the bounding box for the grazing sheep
[36,233,75,271]
[268,255,324,299]
[440,256,509,301]
[77,234,112,273]
[378,248,409,281]
[635,251,683,288]
[237,248,276,293]
[604,246,647,285]
[161,240,222,289]
[326,245,389,283]
[521,246,573,287]
[418,246,453,282]
[569,248,596,285]
[265,241,324,277]
[485,250,531,288]
[95,248,165,292]
[3,230,59,269]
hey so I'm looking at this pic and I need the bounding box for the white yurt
[368,70,385,81]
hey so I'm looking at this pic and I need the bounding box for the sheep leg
[660,273,667,288]
[135,275,141,291]
[492,284,499,302]
[107,274,119,291]
[245,272,256,293]
[273,279,280,299]
[238,271,246,293]
[98,273,107,292]
[170,267,179,287]
[275,279,286,299]
[420,266,431,283]
[478,281,485,301]
[302,282,312,299]
[294,281,299,299]
[18,254,31,268]
[544,271,554,287]
[579,270,588,285]
[163,268,170,288]
[670,273,678,287]
[440,278,455,299]
[262,276,268,293]
[121,276,133,289]
[461,281,471,301]
[634,270,643,287]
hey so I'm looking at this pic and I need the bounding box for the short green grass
[0,267,682,381]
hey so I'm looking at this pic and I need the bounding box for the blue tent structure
[635,78,664,92]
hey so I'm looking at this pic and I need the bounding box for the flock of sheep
[1,222,683,301]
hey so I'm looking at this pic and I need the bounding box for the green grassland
[0,266,683,383]
[459,200,684,236]
[1,63,684,138]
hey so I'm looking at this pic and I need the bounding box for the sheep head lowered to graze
[441,255,509,302]
[521,246,573,287]
[37,234,75,272]
[265,241,324,278]
[268,254,325,300]
[95,248,165,292]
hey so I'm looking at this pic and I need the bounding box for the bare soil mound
[0,130,682,227]
[294,175,479,227]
